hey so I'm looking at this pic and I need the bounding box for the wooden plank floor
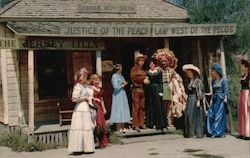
[34,124,70,134]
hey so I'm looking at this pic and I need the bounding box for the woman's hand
[103,108,107,115]
[143,77,150,85]
[122,81,128,87]
[159,93,163,97]
[196,100,200,108]
[93,98,101,103]
[223,96,227,103]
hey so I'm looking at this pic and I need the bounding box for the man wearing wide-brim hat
[130,50,148,132]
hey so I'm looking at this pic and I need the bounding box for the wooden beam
[96,50,102,87]
[28,50,34,132]
[96,50,102,76]
[0,49,9,124]
[197,39,204,81]
[163,38,169,49]
[219,37,227,77]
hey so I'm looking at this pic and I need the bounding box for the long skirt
[184,94,205,138]
[145,83,166,130]
[207,94,227,137]
[95,106,109,148]
[68,101,95,153]
[110,89,131,123]
[238,90,250,137]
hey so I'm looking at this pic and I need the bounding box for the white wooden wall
[0,24,25,125]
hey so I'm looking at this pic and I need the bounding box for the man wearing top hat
[130,50,149,132]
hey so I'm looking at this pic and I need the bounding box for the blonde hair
[89,74,101,84]
[74,68,88,84]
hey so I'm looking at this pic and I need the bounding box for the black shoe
[243,137,250,140]
[236,135,244,139]
[139,126,146,129]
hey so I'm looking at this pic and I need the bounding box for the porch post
[219,37,227,77]
[96,50,102,76]
[28,50,34,132]
[0,50,9,124]
[164,38,170,49]
[197,39,204,81]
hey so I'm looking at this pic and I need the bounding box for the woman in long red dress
[90,74,109,148]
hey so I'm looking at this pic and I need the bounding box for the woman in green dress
[145,59,166,131]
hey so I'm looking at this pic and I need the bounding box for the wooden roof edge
[162,0,187,10]
[0,17,189,23]
[0,0,22,15]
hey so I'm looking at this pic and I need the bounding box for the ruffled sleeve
[72,84,82,100]
[222,78,229,98]
[195,78,204,100]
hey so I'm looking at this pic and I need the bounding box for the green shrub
[0,130,67,152]
[108,133,123,145]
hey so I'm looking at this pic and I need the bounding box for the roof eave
[0,17,189,23]
[0,0,22,15]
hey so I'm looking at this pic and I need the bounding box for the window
[37,51,68,99]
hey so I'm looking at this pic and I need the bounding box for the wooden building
[0,0,236,139]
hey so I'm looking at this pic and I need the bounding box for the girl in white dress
[68,68,95,154]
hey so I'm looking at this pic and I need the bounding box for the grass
[0,130,67,152]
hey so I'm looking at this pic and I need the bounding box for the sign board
[152,24,237,37]
[60,23,151,37]
[19,39,105,50]
[0,38,105,50]
[78,3,136,14]
[0,38,18,49]
[60,23,237,37]
[102,60,114,72]
[72,52,93,74]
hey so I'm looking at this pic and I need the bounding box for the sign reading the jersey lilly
[0,38,105,50]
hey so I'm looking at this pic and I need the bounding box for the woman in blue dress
[110,64,131,133]
[207,63,229,137]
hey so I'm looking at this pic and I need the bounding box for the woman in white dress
[68,68,95,154]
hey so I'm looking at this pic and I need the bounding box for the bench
[57,102,75,126]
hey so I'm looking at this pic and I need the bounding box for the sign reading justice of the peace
[60,23,237,37]
[61,23,151,37]
[78,3,136,14]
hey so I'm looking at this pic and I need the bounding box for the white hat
[134,50,147,63]
[182,64,200,75]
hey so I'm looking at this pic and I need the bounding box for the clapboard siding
[6,51,23,125]
[0,53,4,122]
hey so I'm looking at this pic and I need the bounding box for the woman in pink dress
[90,74,109,148]
[238,59,250,140]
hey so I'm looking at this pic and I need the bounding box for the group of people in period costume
[67,49,249,154]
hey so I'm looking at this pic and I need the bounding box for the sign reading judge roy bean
[60,23,237,37]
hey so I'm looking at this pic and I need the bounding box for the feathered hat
[152,48,178,69]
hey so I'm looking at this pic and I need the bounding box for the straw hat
[134,50,147,63]
[182,64,200,75]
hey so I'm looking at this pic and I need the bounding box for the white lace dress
[68,83,95,153]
